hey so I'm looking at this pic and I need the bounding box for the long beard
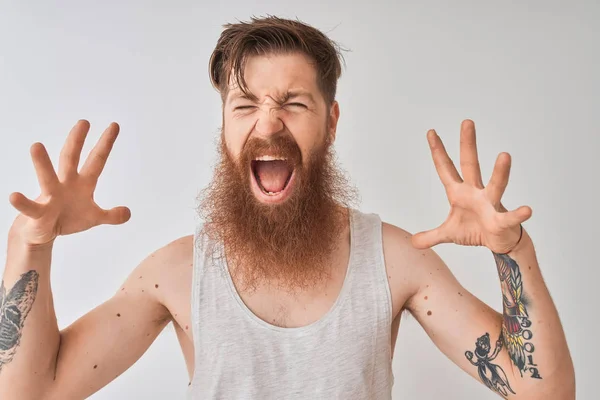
[197,132,358,293]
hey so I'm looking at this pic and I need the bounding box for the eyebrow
[227,90,316,105]
[228,91,259,103]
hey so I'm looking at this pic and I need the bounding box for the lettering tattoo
[0,270,39,373]
[493,253,542,380]
[466,332,516,397]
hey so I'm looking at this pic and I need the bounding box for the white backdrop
[0,1,597,399]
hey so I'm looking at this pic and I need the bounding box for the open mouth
[250,155,295,202]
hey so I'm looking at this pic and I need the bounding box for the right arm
[0,119,181,399]
[1,230,179,400]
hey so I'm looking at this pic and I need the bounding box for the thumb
[499,205,532,228]
[411,226,448,249]
[99,206,131,225]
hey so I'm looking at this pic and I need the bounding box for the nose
[254,108,284,138]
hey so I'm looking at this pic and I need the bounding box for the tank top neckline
[218,208,357,335]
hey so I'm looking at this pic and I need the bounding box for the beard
[197,129,358,293]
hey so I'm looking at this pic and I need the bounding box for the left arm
[389,119,575,399]
[391,224,574,399]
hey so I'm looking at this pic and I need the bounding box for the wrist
[8,217,56,252]
[503,226,531,257]
[8,226,55,255]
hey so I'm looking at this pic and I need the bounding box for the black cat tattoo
[0,270,39,373]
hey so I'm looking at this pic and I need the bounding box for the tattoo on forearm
[494,253,542,380]
[466,332,516,397]
[0,270,39,373]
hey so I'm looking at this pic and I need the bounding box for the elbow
[519,365,576,400]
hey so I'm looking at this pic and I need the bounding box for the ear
[328,101,340,142]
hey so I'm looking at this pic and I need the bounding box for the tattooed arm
[0,121,192,399]
[384,223,575,399]
[385,120,574,398]
[0,230,57,398]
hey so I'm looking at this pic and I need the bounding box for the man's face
[222,52,340,205]
[199,52,352,292]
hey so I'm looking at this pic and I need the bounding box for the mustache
[240,134,303,167]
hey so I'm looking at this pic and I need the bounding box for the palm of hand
[9,120,130,246]
[412,120,531,254]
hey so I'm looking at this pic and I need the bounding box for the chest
[233,266,347,329]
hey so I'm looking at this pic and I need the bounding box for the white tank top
[187,209,394,399]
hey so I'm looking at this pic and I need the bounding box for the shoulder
[155,234,195,264]
[140,234,195,273]
[121,234,195,306]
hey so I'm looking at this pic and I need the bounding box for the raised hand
[8,120,131,246]
[411,119,532,254]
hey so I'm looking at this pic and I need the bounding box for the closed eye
[234,105,256,111]
[285,103,307,109]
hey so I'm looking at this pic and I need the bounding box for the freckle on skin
[155,284,159,288]
[424,296,428,300]
[427,311,432,316]
[94,365,98,369]
[458,292,463,296]
[117,313,121,317]
[185,325,189,330]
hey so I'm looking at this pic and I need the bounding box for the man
[0,16,574,399]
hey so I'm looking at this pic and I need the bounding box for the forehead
[225,53,322,103]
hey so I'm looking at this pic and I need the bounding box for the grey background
[0,0,597,399]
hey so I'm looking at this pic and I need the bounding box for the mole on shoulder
[427,310,432,316]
